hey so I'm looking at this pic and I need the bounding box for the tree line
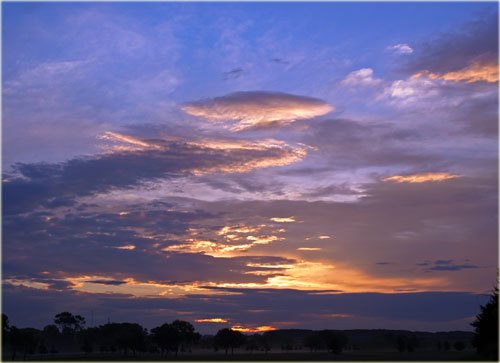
[1,312,352,360]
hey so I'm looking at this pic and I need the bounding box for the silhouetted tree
[2,314,10,360]
[304,333,323,352]
[214,328,246,354]
[100,323,146,356]
[54,312,85,334]
[245,334,261,353]
[15,328,39,360]
[443,340,451,351]
[471,285,498,360]
[397,335,407,353]
[38,339,48,355]
[2,314,9,335]
[454,341,465,351]
[407,335,419,352]
[82,337,93,354]
[258,335,271,353]
[171,320,200,353]
[319,330,348,354]
[151,323,180,355]
[42,324,61,351]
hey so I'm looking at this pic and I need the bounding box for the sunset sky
[2,2,498,333]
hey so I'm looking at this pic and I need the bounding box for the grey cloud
[301,119,439,170]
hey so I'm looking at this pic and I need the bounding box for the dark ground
[20,350,484,361]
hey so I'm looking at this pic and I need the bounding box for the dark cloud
[421,260,480,272]
[403,10,498,74]
[85,280,127,286]
[3,134,303,215]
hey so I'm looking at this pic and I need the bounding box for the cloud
[413,61,498,83]
[195,318,228,323]
[388,43,413,55]
[384,76,440,101]
[270,217,295,223]
[3,131,307,215]
[223,68,244,80]
[341,68,382,87]
[383,172,461,184]
[421,259,480,272]
[85,279,127,286]
[181,91,333,131]
[403,11,498,74]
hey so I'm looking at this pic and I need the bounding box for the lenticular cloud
[181,91,334,131]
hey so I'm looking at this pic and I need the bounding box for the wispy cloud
[387,43,414,55]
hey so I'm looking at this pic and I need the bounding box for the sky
[2,2,498,334]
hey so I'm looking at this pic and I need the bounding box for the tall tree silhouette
[54,312,85,334]
[471,285,498,360]
[151,323,180,355]
[214,328,246,354]
[171,320,200,353]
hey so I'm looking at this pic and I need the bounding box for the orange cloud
[413,62,498,83]
[231,325,277,333]
[195,318,228,323]
[383,172,461,183]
